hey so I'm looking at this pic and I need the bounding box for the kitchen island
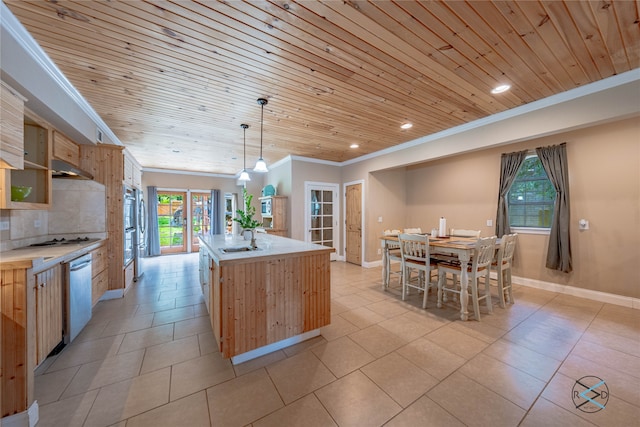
[198,233,332,364]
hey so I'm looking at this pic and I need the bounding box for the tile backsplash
[0,179,107,251]
[49,179,107,234]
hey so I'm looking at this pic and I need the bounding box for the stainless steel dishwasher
[66,253,92,342]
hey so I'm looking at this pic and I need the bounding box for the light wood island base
[198,234,332,363]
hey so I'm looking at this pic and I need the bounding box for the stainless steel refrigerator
[125,185,146,282]
[135,188,146,281]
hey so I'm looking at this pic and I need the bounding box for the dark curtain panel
[495,150,528,237]
[536,143,572,273]
[210,189,222,235]
[145,186,161,256]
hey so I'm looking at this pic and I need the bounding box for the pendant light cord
[260,100,264,158]
[241,123,248,170]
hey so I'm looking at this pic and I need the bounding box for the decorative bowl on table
[11,185,32,201]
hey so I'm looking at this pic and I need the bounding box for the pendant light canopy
[253,98,269,173]
[238,123,251,182]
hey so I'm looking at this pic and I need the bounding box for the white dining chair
[403,227,422,234]
[398,233,437,308]
[437,236,497,321]
[384,230,403,287]
[492,233,518,308]
[450,229,481,238]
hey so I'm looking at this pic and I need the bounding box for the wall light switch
[486,219,493,227]
[34,219,41,228]
[0,220,9,231]
[579,219,589,230]
[378,216,383,223]
[377,248,381,255]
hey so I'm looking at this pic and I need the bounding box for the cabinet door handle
[40,282,46,288]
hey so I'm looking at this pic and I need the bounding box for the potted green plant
[234,188,261,246]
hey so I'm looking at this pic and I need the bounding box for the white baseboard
[513,275,640,309]
[1,400,39,427]
[362,259,638,309]
[100,289,124,301]
[363,259,383,269]
[99,280,135,302]
[231,329,320,365]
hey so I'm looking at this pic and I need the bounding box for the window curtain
[495,150,528,237]
[536,143,572,273]
[145,186,161,257]
[210,189,222,235]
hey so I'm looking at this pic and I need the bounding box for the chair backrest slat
[497,233,518,265]
[473,236,497,269]
[398,233,429,263]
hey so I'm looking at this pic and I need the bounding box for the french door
[305,182,339,261]
[157,191,187,254]
[190,192,211,252]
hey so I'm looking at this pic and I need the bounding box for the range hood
[51,159,94,180]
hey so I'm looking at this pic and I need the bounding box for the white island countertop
[198,233,333,263]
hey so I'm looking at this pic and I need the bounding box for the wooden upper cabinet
[0,81,27,169]
[123,153,133,185]
[0,111,52,209]
[123,151,142,189]
[52,131,80,167]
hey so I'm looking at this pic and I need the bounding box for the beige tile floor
[34,254,640,426]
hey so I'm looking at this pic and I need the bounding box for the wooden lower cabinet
[1,265,33,418]
[35,264,63,366]
[91,244,108,306]
[199,248,211,312]
[124,261,134,291]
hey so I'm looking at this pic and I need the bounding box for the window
[508,156,556,228]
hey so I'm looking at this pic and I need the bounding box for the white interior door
[305,182,339,261]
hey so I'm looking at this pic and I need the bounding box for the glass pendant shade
[238,169,251,181]
[253,158,268,173]
[254,98,269,173]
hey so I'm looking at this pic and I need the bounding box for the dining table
[380,234,500,321]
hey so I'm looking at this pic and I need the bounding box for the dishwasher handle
[69,260,91,271]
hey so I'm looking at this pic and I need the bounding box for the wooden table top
[380,234,500,250]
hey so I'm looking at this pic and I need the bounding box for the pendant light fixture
[253,98,269,173]
[238,123,251,182]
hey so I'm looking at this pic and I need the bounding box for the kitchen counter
[199,234,333,363]
[199,233,331,263]
[0,239,105,272]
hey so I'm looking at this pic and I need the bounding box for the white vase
[242,229,254,241]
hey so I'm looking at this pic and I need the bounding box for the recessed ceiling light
[491,84,511,94]
[350,143,359,149]
[401,123,413,130]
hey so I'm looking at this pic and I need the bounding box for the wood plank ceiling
[5,0,639,175]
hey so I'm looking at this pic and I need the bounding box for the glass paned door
[306,183,339,261]
[191,192,211,252]
[157,191,187,254]
[225,193,236,235]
